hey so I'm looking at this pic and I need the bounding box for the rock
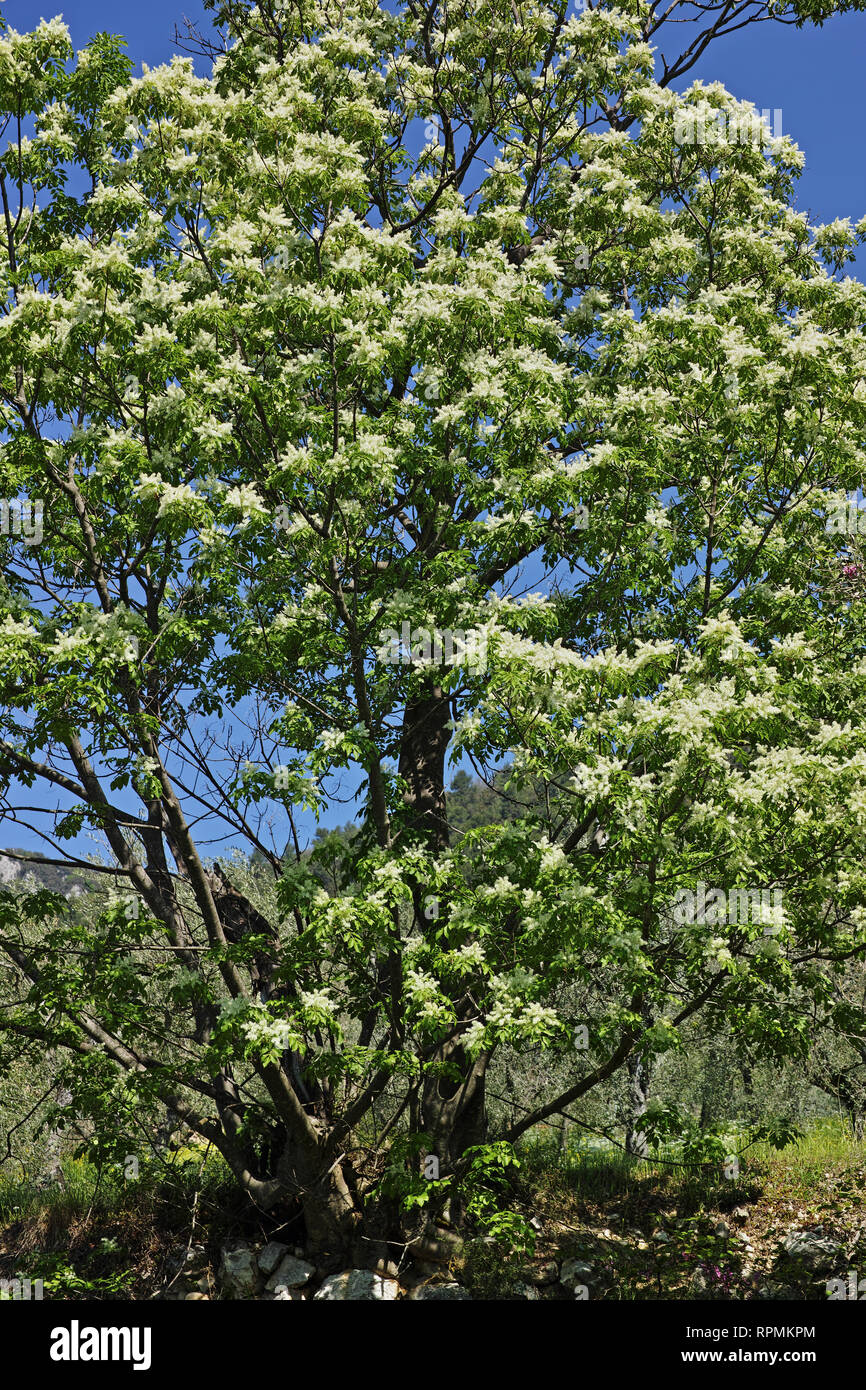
[184,1292,209,1300]
[758,1281,798,1301]
[314,1271,399,1301]
[714,1221,730,1238]
[257,1241,291,1276]
[689,1267,709,1295]
[780,1230,841,1276]
[730,1206,750,1224]
[652,1229,670,1243]
[411,1231,463,1264]
[527,1260,560,1287]
[513,1282,540,1300]
[218,1241,261,1299]
[560,1259,594,1286]
[265,1255,315,1293]
[409,1283,471,1300]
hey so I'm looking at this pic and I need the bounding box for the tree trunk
[397,685,491,1194]
[397,688,451,852]
[624,1049,652,1158]
[421,1037,489,1166]
[278,1142,360,1258]
[300,1173,359,1257]
[420,1036,489,1225]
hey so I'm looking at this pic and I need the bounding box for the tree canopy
[0,0,864,1254]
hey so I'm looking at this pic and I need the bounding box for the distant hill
[0,851,91,899]
[0,770,533,901]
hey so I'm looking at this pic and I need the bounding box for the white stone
[314,1270,399,1301]
[560,1258,593,1286]
[265,1255,315,1292]
[218,1242,260,1298]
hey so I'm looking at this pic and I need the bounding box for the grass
[0,1119,861,1298]
[518,1115,862,1201]
[470,1117,866,1300]
[0,1147,250,1299]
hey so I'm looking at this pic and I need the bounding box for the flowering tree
[1,0,865,1256]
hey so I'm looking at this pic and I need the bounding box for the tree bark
[397,687,451,852]
[624,1051,652,1158]
[397,684,492,1189]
